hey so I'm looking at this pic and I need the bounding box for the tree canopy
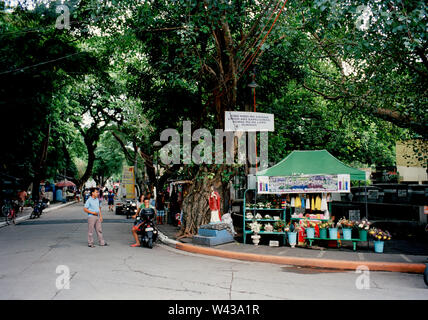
[1,1,426,215]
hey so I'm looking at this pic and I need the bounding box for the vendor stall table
[243,189,287,245]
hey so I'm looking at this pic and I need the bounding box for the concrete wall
[396,139,427,183]
[397,166,427,183]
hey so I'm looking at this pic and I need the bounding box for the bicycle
[1,199,19,225]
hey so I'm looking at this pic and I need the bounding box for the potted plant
[249,221,262,245]
[285,222,299,248]
[265,202,272,209]
[303,220,317,239]
[355,218,371,241]
[368,227,391,253]
[328,220,338,239]
[338,217,354,240]
[264,214,272,220]
[257,202,265,209]
[318,222,329,239]
[273,219,285,232]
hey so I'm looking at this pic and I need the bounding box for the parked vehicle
[30,198,49,219]
[125,200,138,219]
[134,208,158,248]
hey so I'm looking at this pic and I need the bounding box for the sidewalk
[157,223,428,274]
[0,200,77,228]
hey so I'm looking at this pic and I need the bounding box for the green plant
[274,219,285,231]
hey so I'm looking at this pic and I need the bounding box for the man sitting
[130,198,156,247]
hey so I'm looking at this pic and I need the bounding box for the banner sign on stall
[257,174,350,194]
[122,166,136,199]
[225,111,274,132]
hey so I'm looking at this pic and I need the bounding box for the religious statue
[208,186,221,223]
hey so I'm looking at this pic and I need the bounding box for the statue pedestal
[192,223,234,246]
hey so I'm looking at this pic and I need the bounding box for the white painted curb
[157,230,178,247]
[0,201,77,228]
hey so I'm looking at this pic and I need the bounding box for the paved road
[0,203,426,300]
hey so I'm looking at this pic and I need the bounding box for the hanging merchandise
[315,195,322,211]
[320,193,328,211]
[291,196,295,207]
[311,196,315,211]
[281,199,286,209]
[324,207,330,219]
[301,195,305,209]
[306,196,311,210]
[295,196,301,208]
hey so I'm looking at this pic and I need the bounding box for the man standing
[84,188,108,248]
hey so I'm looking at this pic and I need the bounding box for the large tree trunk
[76,134,97,190]
[179,165,226,237]
[32,124,50,200]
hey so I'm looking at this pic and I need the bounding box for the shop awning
[256,150,366,181]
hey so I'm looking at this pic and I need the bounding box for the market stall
[243,150,367,246]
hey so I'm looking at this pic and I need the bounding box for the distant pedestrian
[146,193,156,208]
[156,192,165,224]
[107,190,115,212]
[84,188,108,248]
[98,187,103,203]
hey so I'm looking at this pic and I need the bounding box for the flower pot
[319,228,327,239]
[328,228,338,239]
[287,232,297,248]
[306,227,315,239]
[359,229,368,241]
[374,240,384,253]
[251,234,261,246]
[342,228,352,240]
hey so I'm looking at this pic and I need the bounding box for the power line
[0,52,83,75]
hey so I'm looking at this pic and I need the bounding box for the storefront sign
[225,111,274,132]
[257,174,351,194]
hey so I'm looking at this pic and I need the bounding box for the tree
[0,2,99,198]
[92,132,125,186]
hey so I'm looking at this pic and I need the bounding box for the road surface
[0,203,426,300]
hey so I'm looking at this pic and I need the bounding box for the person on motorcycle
[130,198,156,247]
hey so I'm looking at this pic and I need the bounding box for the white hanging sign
[225,111,274,132]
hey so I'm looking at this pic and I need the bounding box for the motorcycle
[30,199,49,219]
[125,200,138,219]
[30,200,43,219]
[134,210,158,249]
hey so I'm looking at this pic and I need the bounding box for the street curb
[158,233,426,274]
[158,231,179,247]
[0,201,77,228]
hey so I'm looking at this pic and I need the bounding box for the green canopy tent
[256,150,366,181]
[254,149,368,218]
